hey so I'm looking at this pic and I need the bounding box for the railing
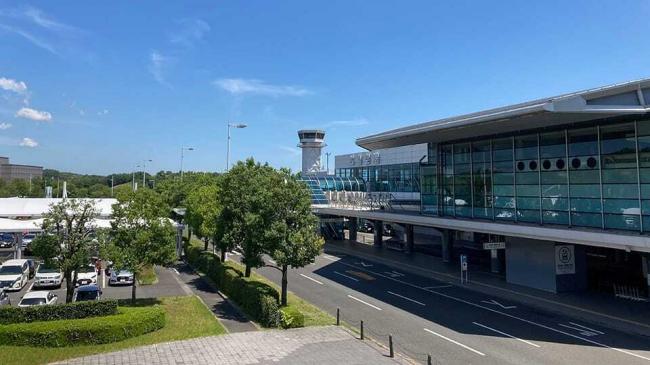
[613,284,648,302]
[335,307,442,364]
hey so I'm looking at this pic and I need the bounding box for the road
[231,249,650,365]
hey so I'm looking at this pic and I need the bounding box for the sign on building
[483,242,506,250]
[555,245,575,275]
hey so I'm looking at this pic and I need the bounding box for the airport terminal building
[316,79,650,297]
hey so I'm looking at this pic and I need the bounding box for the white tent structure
[0,198,117,218]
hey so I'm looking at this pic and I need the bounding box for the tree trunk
[131,272,137,305]
[281,264,288,306]
[245,264,251,277]
[204,238,208,251]
[187,227,192,243]
[220,249,226,262]
[65,271,74,303]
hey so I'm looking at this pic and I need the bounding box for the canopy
[0,198,117,218]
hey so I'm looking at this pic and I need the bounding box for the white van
[0,259,29,291]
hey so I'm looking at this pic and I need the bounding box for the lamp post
[226,123,247,171]
[325,152,331,174]
[180,147,195,182]
[132,164,140,191]
[142,159,152,188]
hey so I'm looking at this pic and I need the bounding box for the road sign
[460,254,468,270]
[460,254,469,284]
[483,242,505,250]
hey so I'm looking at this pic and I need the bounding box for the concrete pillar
[373,220,383,247]
[441,229,453,263]
[405,224,415,254]
[14,233,23,260]
[348,217,358,242]
[490,249,501,273]
[643,254,650,298]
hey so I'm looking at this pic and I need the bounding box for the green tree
[185,181,221,252]
[104,189,176,304]
[31,199,100,303]
[264,170,323,306]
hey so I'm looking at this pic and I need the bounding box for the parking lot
[0,248,189,306]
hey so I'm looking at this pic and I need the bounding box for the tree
[216,159,271,276]
[31,199,100,303]
[185,181,221,252]
[104,189,176,304]
[264,170,323,306]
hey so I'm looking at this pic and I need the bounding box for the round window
[571,158,581,169]
[529,160,538,170]
[556,159,565,169]
[542,160,551,170]
[587,157,597,168]
[517,161,525,171]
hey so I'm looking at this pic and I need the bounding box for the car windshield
[0,266,22,275]
[78,266,95,273]
[24,234,35,239]
[38,266,59,274]
[76,290,98,301]
[20,298,46,306]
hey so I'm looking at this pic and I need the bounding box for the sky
[1,1,650,175]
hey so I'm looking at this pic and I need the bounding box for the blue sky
[1,1,649,175]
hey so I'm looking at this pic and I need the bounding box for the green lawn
[137,264,158,285]
[0,296,226,365]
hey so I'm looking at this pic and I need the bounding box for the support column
[14,233,23,260]
[405,224,415,254]
[348,217,358,242]
[643,254,650,298]
[490,249,501,273]
[373,220,383,247]
[442,229,453,263]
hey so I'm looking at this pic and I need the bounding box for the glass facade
[421,117,650,233]
[335,163,420,193]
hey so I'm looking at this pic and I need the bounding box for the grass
[0,296,226,365]
[137,264,158,285]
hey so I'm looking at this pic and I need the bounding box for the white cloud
[23,6,80,34]
[19,137,38,147]
[149,51,173,85]
[278,146,301,156]
[214,78,312,97]
[97,109,109,116]
[0,122,11,130]
[169,19,210,47]
[323,118,369,128]
[0,77,27,93]
[16,107,52,121]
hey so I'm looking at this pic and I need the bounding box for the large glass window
[567,127,602,228]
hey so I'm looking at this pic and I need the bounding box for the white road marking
[348,294,382,311]
[172,268,180,275]
[424,328,485,356]
[27,281,34,292]
[473,322,540,348]
[387,291,425,306]
[332,258,650,362]
[334,271,359,282]
[299,273,323,285]
[323,255,340,261]
[355,261,373,267]
[558,323,598,337]
[569,322,605,335]
[384,270,405,278]
[481,299,517,309]
[424,284,453,290]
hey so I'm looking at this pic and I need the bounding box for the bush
[184,242,281,327]
[279,305,304,329]
[0,306,165,347]
[0,300,118,325]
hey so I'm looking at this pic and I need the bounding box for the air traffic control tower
[297,129,326,175]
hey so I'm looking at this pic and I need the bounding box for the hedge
[0,300,118,325]
[279,305,305,329]
[0,306,165,347]
[185,242,280,327]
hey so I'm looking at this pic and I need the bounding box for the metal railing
[613,284,648,302]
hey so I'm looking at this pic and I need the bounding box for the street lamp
[226,123,247,171]
[180,146,195,182]
[132,164,140,191]
[142,159,152,187]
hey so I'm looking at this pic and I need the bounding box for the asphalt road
[231,250,650,365]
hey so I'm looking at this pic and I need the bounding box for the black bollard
[360,320,364,340]
[336,308,340,326]
[389,334,394,357]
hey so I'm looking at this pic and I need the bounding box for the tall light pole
[142,159,152,187]
[227,123,247,171]
[325,152,331,174]
[132,164,140,191]
[180,146,195,182]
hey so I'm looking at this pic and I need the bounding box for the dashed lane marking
[558,323,599,337]
[299,273,323,285]
[387,291,425,306]
[424,328,485,356]
[346,270,375,281]
[473,322,540,348]
[569,322,605,335]
[334,271,359,282]
[347,294,382,311]
[424,284,453,290]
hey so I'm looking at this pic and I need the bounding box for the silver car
[109,269,134,286]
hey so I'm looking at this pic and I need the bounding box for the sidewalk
[173,262,257,333]
[325,240,650,337]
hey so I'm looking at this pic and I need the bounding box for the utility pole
[142,159,152,188]
[325,152,331,174]
[110,175,114,197]
[180,147,195,182]
[227,123,247,171]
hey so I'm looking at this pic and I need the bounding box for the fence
[335,307,442,365]
[613,284,648,302]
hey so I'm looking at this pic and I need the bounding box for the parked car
[109,269,134,286]
[73,284,102,302]
[75,265,98,286]
[0,259,30,291]
[33,263,63,289]
[0,233,12,249]
[18,291,58,307]
[22,233,36,253]
[0,289,10,306]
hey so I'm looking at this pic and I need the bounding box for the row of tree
[185,159,323,306]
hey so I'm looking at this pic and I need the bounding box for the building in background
[297,129,327,176]
[0,157,43,182]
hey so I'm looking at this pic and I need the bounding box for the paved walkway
[172,262,257,333]
[326,240,650,337]
[51,326,403,365]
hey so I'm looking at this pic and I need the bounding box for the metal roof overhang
[357,79,650,150]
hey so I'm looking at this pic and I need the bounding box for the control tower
[297,129,327,175]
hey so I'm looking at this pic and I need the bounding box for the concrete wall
[506,237,557,292]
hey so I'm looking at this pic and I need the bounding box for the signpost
[460,254,469,284]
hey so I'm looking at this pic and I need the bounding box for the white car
[0,259,29,291]
[109,269,134,286]
[18,291,58,307]
[75,265,97,286]
[33,264,63,289]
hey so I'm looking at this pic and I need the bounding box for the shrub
[0,306,165,347]
[0,300,118,325]
[279,305,304,329]
[184,241,281,327]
